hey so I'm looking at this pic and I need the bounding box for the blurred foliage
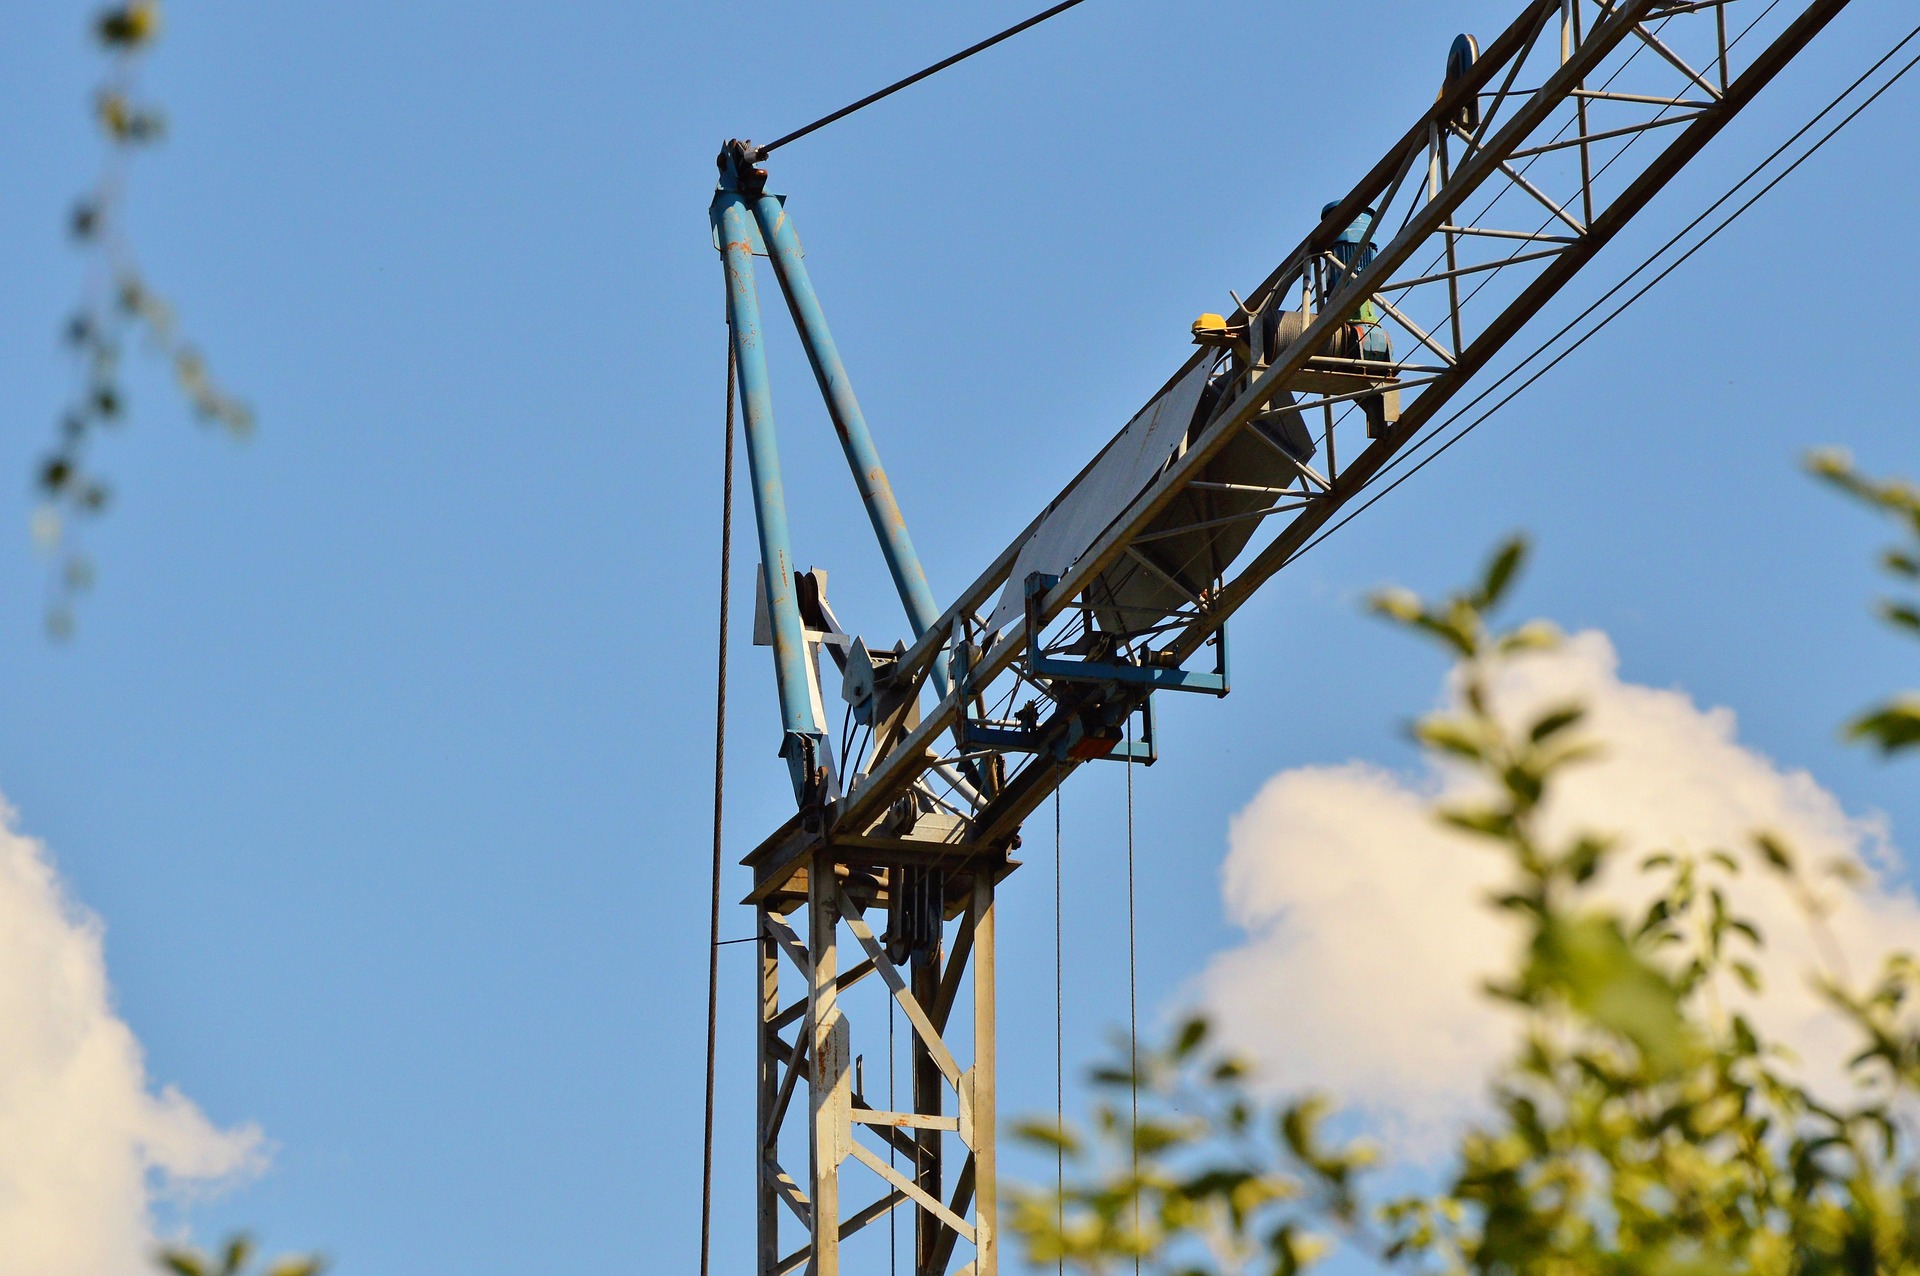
[155,1233,323,1276]
[1012,536,1920,1274]
[1808,449,1920,756]
[37,1,252,639]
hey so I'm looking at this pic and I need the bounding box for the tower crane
[709,1,1855,1271]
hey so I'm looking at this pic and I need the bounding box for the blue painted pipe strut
[750,194,952,701]
[713,185,826,803]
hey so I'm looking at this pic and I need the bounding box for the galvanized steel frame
[753,859,1003,1276]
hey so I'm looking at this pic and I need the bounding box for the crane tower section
[711,1,1853,1273]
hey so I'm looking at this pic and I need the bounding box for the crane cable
[699,328,737,1276]
[1054,790,1065,1276]
[758,0,1093,156]
[1289,19,1920,568]
[1125,722,1139,1275]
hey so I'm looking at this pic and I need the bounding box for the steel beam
[751,858,1000,1276]
[713,177,828,804]
[752,193,954,702]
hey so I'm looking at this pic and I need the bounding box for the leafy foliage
[1807,449,1920,756]
[155,1233,323,1276]
[36,1,252,638]
[1012,536,1920,1274]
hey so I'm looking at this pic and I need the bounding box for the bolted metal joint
[716,138,770,194]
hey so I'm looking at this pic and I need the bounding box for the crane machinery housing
[708,1,1857,1272]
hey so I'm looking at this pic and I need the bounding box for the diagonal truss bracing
[756,860,1001,1276]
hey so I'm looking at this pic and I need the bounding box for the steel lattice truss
[731,1,1851,1272]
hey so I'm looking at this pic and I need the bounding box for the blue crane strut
[714,145,950,810]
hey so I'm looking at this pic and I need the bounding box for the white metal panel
[985,356,1216,634]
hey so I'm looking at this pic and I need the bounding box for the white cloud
[1199,631,1920,1156]
[0,797,265,1275]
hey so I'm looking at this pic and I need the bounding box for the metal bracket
[959,697,1155,765]
[1022,573,1229,696]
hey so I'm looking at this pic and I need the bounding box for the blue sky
[0,1,1915,1271]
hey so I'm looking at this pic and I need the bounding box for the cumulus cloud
[0,797,265,1275]
[1199,630,1919,1155]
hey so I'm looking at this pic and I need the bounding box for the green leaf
[157,1253,207,1276]
[1439,806,1512,840]
[1532,912,1689,1074]
[1754,833,1795,874]
[1171,1016,1208,1059]
[97,3,160,48]
[1412,613,1478,659]
[1564,836,1608,884]
[220,1236,254,1276]
[1413,717,1488,762]
[1638,897,1671,937]
[1497,619,1562,655]
[1366,587,1422,622]
[1845,697,1920,755]
[1478,535,1529,609]
[1133,1118,1194,1155]
[264,1263,325,1276]
[1879,602,1920,636]
[1279,1098,1329,1162]
[1527,703,1585,743]
[1211,1056,1249,1082]
[1500,762,1543,807]
[1013,1118,1083,1155]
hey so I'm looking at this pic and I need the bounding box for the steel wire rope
[890,999,898,1276]
[1287,21,1920,569]
[699,328,738,1276]
[1124,718,1139,1276]
[1052,790,1067,1266]
[758,0,1094,156]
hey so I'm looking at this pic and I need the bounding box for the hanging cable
[889,999,898,1276]
[1288,20,1920,569]
[1054,790,1065,1276]
[758,0,1093,155]
[1124,718,1139,1276]
[699,328,737,1276]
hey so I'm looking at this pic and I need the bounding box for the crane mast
[710,1,1852,1271]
